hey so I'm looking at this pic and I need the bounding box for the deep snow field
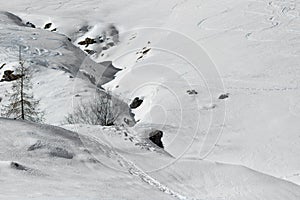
[0,0,300,199]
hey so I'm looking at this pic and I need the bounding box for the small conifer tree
[2,46,44,122]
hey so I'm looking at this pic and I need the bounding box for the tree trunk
[19,46,25,120]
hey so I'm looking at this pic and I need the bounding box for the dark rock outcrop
[187,89,198,95]
[25,22,36,28]
[0,63,5,70]
[44,23,52,29]
[0,70,24,82]
[84,49,96,55]
[10,162,27,171]
[149,130,164,148]
[78,37,96,47]
[218,93,229,100]
[130,97,143,109]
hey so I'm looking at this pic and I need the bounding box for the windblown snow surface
[0,0,300,199]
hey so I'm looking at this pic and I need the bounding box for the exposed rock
[44,23,52,29]
[187,89,198,95]
[137,55,143,60]
[78,25,89,32]
[130,97,143,109]
[107,42,115,47]
[51,28,57,32]
[149,130,164,148]
[50,147,74,159]
[78,37,96,47]
[102,46,108,50]
[25,22,36,28]
[218,93,229,100]
[84,49,96,55]
[108,24,119,43]
[82,71,96,84]
[99,36,105,43]
[10,162,27,171]
[202,103,217,110]
[27,140,44,151]
[142,48,151,54]
[0,70,24,82]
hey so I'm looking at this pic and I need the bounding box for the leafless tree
[65,91,121,126]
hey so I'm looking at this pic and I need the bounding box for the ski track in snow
[81,132,201,200]
[196,0,300,41]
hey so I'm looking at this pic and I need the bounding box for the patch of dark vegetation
[218,93,229,100]
[51,28,57,32]
[130,97,143,109]
[149,130,164,148]
[49,147,74,159]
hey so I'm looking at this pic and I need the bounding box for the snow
[0,0,300,199]
[2,119,299,199]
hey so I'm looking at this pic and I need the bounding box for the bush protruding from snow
[65,91,121,126]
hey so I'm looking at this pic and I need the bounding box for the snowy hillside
[1,118,300,200]
[0,0,300,199]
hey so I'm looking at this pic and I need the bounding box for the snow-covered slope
[0,11,130,125]
[1,118,300,200]
[0,0,299,198]
[0,118,175,200]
